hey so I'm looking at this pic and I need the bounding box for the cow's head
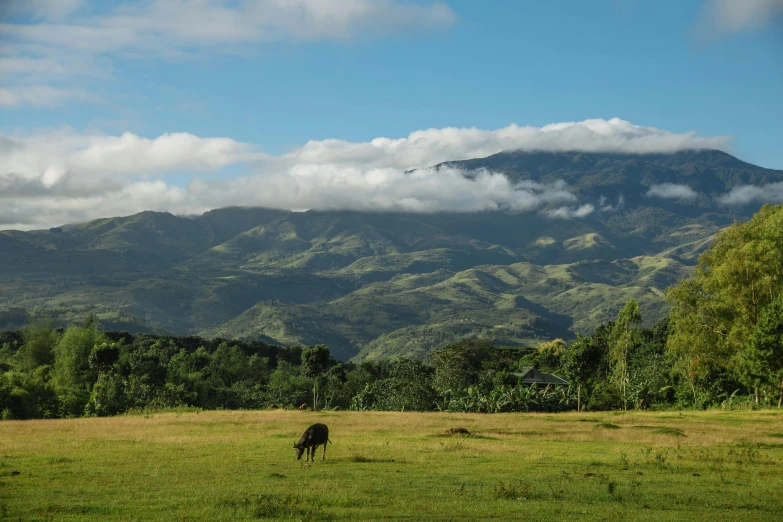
[293,442,305,460]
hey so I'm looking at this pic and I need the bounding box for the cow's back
[309,423,329,445]
[298,423,329,446]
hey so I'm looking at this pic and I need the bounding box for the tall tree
[609,299,641,410]
[17,318,58,371]
[53,317,105,416]
[300,345,336,410]
[741,294,783,406]
[429,340,493,394]
[668,204,783,384]
[533,338,567,372]
[562,335,608,411]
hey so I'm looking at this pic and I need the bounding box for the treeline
[1,204,782,419]
[0,308,743,420]
[0,315,574,419]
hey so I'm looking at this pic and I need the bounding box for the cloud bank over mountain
[281,118,730,168]
[646,183,699,200]
[0,117,746,230]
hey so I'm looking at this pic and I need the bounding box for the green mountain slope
[2,150,781,359]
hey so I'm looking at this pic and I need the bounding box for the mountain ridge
[2,149,781,360]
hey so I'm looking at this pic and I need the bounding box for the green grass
[2,410,783,520]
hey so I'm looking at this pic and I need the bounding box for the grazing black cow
[294,423,331,462]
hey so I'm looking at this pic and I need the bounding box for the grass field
[2,410,783,521]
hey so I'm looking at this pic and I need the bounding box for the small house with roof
[514,366,569,386]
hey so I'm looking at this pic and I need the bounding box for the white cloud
[646,183,699,200]
[544,204,595,219]
[0,56,109,80]
[3,0,457,56]
[1,1,457,108]
[5,0,86,21]
[0,166,578,229]
[282,118,730,169]
[597,194,624,212]
[187,167,577,213]
[0,86,94,108]
[1,129,261,178]
[2,118,729,180]
[0,137,23,154]
[700,0,783,34]
[0,118,730,229]
[718,183,783,205]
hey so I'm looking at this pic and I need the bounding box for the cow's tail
[328,438,333,444]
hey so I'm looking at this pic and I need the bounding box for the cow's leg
[307,446,312,462]
[322,442,327,461]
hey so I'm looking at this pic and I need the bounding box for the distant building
[513,366,569,386]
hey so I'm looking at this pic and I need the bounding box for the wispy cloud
[646,183,699,200]
[4,0,457,48]
[597,195,624,212]
[718,183,783,205]
[0,0,457,108]
[544,204,595,219]
[697,0,783,36]
[0,118,730,229]
[3,0,86,21]
[0,85,95,108]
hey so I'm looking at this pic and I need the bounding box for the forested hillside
[2,203,783,419]
[1,150,781,360]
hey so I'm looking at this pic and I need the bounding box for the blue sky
[1,0,782,229]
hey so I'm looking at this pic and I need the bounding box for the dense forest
[1,204,782,419]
